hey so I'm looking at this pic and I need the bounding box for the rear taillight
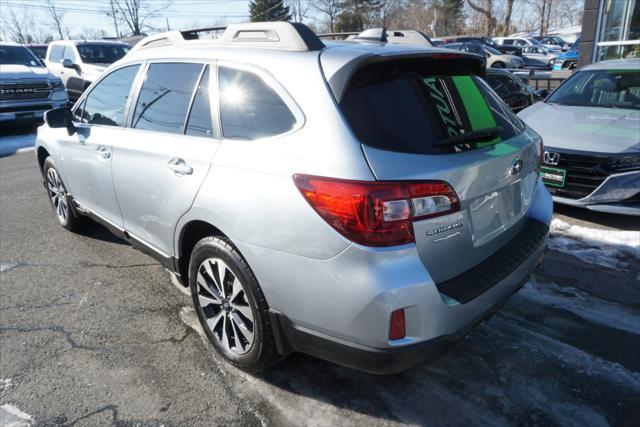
[293,174,460,247]
[389,309,406,340]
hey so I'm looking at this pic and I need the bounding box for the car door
[57,64,141,229]
[111,62,220,259]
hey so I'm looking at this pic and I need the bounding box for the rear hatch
[334,54,541,285]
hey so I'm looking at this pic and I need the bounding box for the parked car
[25,44,48,62]
[533,35,571,51]
[45,40,130,101]
[0,42,68,125]
[445,36,522,56]
[552,38,580,70]
[518,59,640,215]
[494,37,562,53]
[444,42,524,68]
[36,22,551,374]
[521,45,558,69]
[484,68,534,112]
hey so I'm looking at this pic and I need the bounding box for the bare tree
[112,0,172,36]
[45,0,67,39]
[288,0,311,23]
[466,0,494,36]
[1,7,36,43]
[106,0,121,38]
[311,0,341,32]
[503,0,515,36]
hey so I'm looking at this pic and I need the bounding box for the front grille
[545,152,609,200]
[0,81,51,101]
[0,104,51,113]
[436,219,548,304]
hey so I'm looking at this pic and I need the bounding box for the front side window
[48,45,63,62]
[132,63,203,134]
[81,65,140,126]
[547,69,640,110]
[62,46,76,62]
[0,45,42,67]
[219,67,297,140]
[340,58,524,155]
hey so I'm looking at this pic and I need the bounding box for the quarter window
[132,63,203,134]
[81,65,140,126]
[186,66,215,138]
[219,67,296,140]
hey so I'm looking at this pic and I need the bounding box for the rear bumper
[270,269,535,375]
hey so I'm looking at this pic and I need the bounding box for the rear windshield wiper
[433,127,503,147]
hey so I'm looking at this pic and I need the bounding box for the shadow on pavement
[0,123,38,157]
[75,220,128,245]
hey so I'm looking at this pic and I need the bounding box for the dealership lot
[0,146,638,426]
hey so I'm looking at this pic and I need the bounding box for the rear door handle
[167,158,193,176]
[96,145,110,159]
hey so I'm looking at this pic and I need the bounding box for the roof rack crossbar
[180,26,227,40]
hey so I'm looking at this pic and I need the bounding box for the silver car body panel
[36,26,552,363]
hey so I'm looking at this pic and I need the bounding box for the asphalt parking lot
[1,147,639,426]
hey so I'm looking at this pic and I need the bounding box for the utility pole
[166,16,170,31]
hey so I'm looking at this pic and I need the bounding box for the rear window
[340,59,525,154]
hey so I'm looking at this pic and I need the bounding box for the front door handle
[96,145,111,159]
[167,158,193,176]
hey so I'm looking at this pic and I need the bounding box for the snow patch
[549,219,640,270]
[518,279,640,335]
[0,378,13,393]
[0,404,33,426]
[0,262,23,273]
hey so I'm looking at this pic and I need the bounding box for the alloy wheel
[46,167,68,222]
[196,257,255,355]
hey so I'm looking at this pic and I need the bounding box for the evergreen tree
[249,0,291,22]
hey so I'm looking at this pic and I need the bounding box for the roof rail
[129,22,325,54]
[317,28,434,47]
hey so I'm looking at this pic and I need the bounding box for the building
[579,0,640,66]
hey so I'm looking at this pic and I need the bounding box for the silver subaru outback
[36,23,552,374]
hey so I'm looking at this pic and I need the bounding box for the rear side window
[81,65,140,126]
[132,63,203,134]
[219,67,296,140]
[49,45,63,62]
[185,66,215,138]
[340,58,524,154]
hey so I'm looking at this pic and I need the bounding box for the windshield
[28,46,47,60]
[528,39,543,45]
[77,44,129,64]
[0,45,43,67]
[340,58,524,155]
[485,46,501,55]
[548,69,640,110]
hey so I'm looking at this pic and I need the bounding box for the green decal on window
[452,76,502,147]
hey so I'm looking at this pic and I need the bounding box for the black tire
[491,61,505,68]
[43,157,82,231]
[189,236,280,372]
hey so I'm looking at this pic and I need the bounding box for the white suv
[45,40,130,101]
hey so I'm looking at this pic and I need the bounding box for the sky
[0,0,261,37]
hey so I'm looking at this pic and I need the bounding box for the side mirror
[44,107,76,136]
[534,88,549,99]
[62,58,80,72]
